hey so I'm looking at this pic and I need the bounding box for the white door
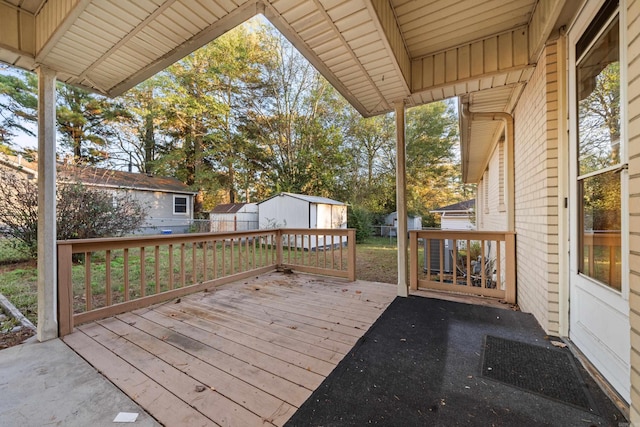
[568,0,629,402]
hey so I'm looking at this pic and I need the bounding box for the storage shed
[382,212,422,237]
[257,192,347,250]
[209,203,258,232]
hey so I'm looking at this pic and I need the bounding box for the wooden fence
[409,230,516,303]
[57,228,356,336]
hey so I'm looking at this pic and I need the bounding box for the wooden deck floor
[63,271,397,426]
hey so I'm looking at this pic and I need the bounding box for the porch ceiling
[0,0,570,118]
[1,0,576,193]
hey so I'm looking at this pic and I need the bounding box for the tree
[0,168,147,257]
[405,101,467,221]
[108,78,164,173]
[342,110,396,215]
[246,31,349,197]
[57,84,129,165]
[0,66,37,146]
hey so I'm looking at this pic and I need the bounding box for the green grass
[355,237,399,284]
[0,265,38,325]
[0,239,33,265]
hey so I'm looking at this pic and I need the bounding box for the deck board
[63,272,397,426]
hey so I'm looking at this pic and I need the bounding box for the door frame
[566,0,630,402]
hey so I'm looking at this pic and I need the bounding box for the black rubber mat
[481,335,593,410]
[285,296,625,426]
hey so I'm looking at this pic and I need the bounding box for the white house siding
[441,216,474,231]
[627,0,640,422]
[512,42,560,335]
[477,143,508,231]
[127,191,193,234]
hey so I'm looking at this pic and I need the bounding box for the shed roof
[257,192,345,206]
[431,199,475,213]
[58,165,195,194]
[211,203,253,214]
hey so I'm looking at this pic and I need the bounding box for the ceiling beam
[528,0,567,62]
[367,0,411,98]
[35,0,92,64]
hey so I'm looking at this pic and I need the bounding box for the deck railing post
[347,229,356,281]
[57,243,74,336]
[409,231,418,290]
[505,232,517,304]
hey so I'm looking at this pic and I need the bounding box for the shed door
[568,0,629,402]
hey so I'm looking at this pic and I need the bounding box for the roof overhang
[0,0,572,119]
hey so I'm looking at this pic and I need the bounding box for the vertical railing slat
[124,248,130,301]
[105,250,112,307]
[154,246,160,294]
[213,239,218,280]
[203,242,208,283]
[85,252,92,311]
[180,243,186,288]
[140,247,146,298]
[168,244,174,290]
[409,232,418,290]
[192,242,197,283]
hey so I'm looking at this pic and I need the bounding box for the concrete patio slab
[0,338,159,427]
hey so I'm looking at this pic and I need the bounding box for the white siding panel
[36,0,78,52]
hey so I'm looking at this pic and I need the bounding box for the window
[174,196,188,215]
[576,1,622,290]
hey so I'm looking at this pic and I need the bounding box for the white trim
[173,195,189,216]
[568,0,630,402]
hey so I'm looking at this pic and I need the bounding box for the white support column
[37,66,58,341]
[395,100,409,297]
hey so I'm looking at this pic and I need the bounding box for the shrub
[348,205,373,243]
[0,169,148,257]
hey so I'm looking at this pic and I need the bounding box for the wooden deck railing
[409,230,516,304]
[57,228,356,336]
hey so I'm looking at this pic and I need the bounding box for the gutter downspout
[461,104,515,232]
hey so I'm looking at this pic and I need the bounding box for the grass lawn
[0,235,401,326]
[355,236,398,284]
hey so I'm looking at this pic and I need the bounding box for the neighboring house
[0,157,197,234]
[381,212,422,237]
[58,166,196,235]
[430,200,475,231]
[0,154,38,180]
[257,192,347,250]
[209,203,258,233]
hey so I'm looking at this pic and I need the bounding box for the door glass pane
[576,13,621,290]
[579,171,621,290]
[577,17,620,176]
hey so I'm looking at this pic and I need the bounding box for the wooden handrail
[57,228,357,336]
[409,230,517,304]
